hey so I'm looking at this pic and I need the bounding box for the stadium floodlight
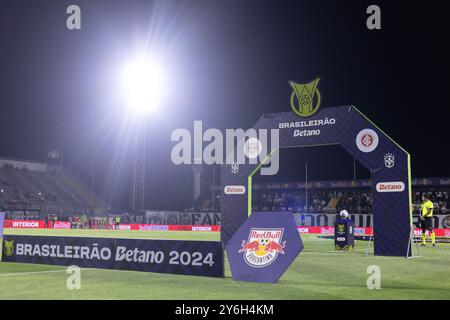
[121,57,166,115]
[119,56,167,212]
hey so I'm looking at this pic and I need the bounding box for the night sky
[0,0,449,210]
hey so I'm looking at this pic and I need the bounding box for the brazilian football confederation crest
[289,78,321,117]
[4,240,14,257]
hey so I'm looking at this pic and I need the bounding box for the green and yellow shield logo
[4,240,14,257]
[289,78,321,117]
[337,224,345,233]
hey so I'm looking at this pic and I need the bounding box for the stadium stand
[0,156,108,220]
[250,183,449,215]
[413,187,449,214]
[1,155,448,227]
[186,170,450,219]
[251,188,372,214]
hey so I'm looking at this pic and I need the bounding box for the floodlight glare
[121,58,165,115]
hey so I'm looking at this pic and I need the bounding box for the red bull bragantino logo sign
[226,211,303,283]
[239,228,286,268]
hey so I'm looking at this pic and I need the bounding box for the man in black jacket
[44,214,50,228]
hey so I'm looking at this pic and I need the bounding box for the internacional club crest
[289,78,321,117]
[356,128,379,153]
[4,240,14,257]
[384,153,395,168]
[239,228,286,268]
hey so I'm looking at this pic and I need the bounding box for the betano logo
[224,185,246,195]
[376,182,405,193]
[289,78,321,117]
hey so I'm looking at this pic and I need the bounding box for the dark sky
[0,0,449,210]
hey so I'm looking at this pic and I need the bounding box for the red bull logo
[239,228,286,268]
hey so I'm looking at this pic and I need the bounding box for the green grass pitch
[0,228,449,300]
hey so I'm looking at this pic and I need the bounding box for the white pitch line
[0,269,66,277]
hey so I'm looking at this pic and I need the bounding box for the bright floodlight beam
[122,58,165,115]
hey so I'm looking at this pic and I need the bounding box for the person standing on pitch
[114,215,121,230]
[420,195,436,246]
[52,213,57,229]
[44,213,50,228]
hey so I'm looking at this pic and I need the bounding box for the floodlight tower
[132,118,146,213]
[121,57,165,213]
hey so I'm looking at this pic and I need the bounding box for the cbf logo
[4,240,14,256]
[238,228,286,268]
[231,163,239,174]
[384,153,395,168]
[289,78,321,117]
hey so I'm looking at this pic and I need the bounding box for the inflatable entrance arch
[221,106,413,257]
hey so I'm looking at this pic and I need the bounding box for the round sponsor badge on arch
[356,129,379,153]
[243,137,262,159]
